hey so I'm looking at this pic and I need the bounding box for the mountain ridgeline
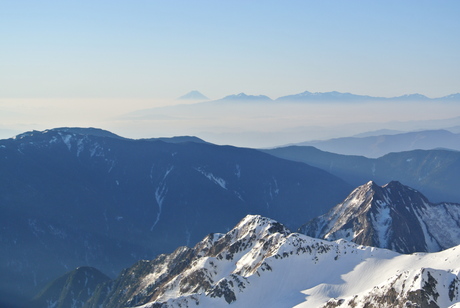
[28,267,110,308]
[299,181,460,253]
[264,143,460,203]
[0,128,351,302]
[290,129,460,158]
[40,215,460,308]
[4,127,460,308]
[205,90,460,103]
[27,181,460,308]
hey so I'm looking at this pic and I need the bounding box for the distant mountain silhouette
[176,90,460,103]
[352,129,403,138]
[276,90,460,102]
[264,145,460,203]
[277,90,378,102]
[291,129,460,158]
[435,93,460,101]
[178,90,209,100]
[219,92,273,102]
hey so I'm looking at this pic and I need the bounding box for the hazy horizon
[1,1,459,146]
[1,95,459,148]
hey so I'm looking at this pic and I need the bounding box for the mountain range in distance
[264,139,460,203]
[124,90,460,148]
[176,90,460,103]
[288,129,460,158]
[275,91,460,102]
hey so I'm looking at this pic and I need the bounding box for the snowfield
[121,215,460,308]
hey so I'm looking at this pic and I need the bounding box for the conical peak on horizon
[177,90,209,100]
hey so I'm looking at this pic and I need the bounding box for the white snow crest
[118,214,460,308]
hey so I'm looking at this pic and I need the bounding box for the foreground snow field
[85,215,460,308]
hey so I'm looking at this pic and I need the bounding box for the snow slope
[87,215,460,308]
[300,181,460,253]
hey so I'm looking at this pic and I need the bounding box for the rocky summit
[299,181,460,253]
[65,215,460,307]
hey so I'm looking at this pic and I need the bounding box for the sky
[1,1,460,144]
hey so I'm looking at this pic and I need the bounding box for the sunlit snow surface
[302,181,460,254]
[133,215,460,308]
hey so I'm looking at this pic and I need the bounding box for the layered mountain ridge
[264,144,460,203]
[290,129,460,157]
[0,128,351,301]
[299,181,460,253]
[5,127,460,307]
[207,91,460,103]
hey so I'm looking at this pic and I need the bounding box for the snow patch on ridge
[59,133,72,151]
[151,166,174,231]
[194,167,227,190]
[371,200,392,248]
[89,143,104,157]
[76,138,85,157]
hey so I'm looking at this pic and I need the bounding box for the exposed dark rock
[299,181,460,253]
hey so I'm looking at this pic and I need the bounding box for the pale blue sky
[1,0,459,100]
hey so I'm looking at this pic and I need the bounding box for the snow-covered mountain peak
[197,215,291,264]
[81,215,460,308]
[300,181,460,253]
[231,214,290,238]
[344,180,377,201]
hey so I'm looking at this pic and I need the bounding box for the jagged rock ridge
[80,215,460,308]
[299,181,460,253]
